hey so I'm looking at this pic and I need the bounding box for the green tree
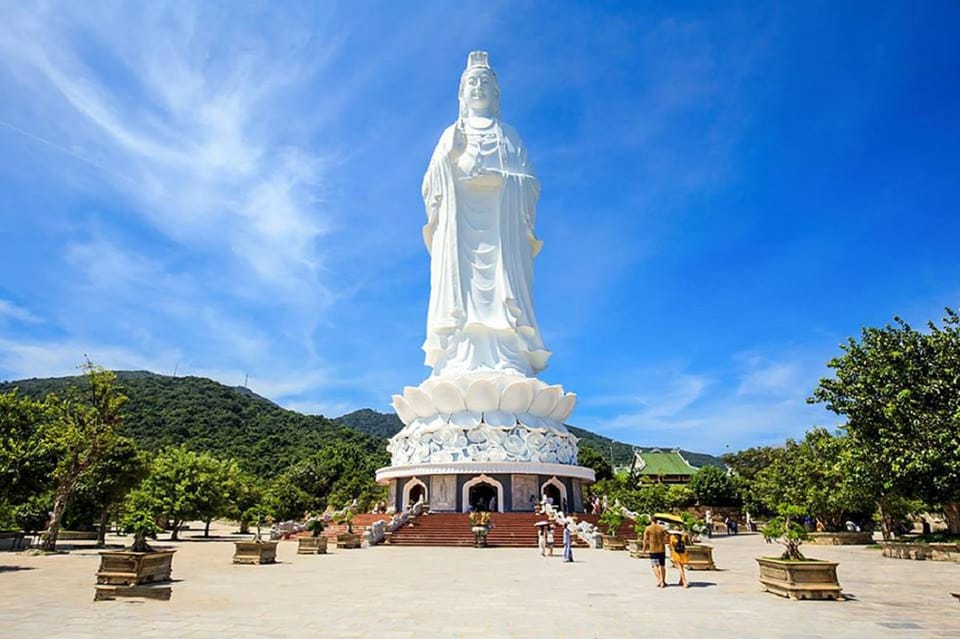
[754,428,874,531]
[665,484,696,509]
[139,446,237,540]
[690,465,738,507]
[810,310,960,534]
[0,391,56,509]
[577,444,613,481]
[40,362,126,551]
[722,446,783,516]
[72,436,149,545]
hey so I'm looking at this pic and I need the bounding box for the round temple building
[375,51,595,512]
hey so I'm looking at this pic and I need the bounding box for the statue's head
[459,50,500,118]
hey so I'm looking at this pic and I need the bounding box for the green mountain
[0,371,387,478]
[336,409,724,469]
[2,372,722,477]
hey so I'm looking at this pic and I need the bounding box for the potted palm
[298,516,328,554]
[335,511,361,549]
[232,506,278,564]
[96,507,175,590]
[469,511,491,547]
[599,508,627,550]
[757,505,843,600]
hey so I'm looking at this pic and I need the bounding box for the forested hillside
[2,373,722,478]
[0,372,388,478]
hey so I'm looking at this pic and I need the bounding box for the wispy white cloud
[577,350,836,453]
[0,300,41,324]
[0,4,335,308]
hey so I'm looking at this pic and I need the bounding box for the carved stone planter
[686,543,716,570]
[880,542,960,563]
[626,539,649,559]
[297,536,328,554]
[336,533,361,549]
[602,535,626,551]
[807,532,874,545]
[232,540,278,564]
[96,549,175,586]
[756,557,843,600]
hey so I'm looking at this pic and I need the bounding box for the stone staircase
[387,512,592,548]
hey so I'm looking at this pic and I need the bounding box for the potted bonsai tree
[469,511,491,547]
[298,515,328,554]
[757,505,843,600]
[232,505,278,564]
[627,514,651,558]
[334,510,361,549]
[599,507,627,550]
[94,501,176,599]
[680,512,715,570]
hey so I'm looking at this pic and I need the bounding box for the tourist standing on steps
[562,518,575,562]
[642,518,668,588]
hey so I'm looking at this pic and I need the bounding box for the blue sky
[1,2,958,454]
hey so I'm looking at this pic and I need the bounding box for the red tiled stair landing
[387,512,591,548]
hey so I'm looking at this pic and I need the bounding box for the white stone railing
[542,500,600,548]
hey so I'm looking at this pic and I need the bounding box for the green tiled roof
[635,449,699,476]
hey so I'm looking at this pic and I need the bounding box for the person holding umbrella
[535,520,549,557]
[653,513,690,588]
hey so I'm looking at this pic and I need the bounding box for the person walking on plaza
[547,523,556,557]
[668,528,690,588]
[538,524,548,557]
[562,518,575,562]
[642,518,669,588]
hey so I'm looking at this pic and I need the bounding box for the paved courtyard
[1,525,958,638]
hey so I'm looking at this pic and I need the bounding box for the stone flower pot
[686,544,716,570]
[756,557,843,600]
[807,532,874,545]
[96,549,176,586]
[298,536,328,554]
[602,535,626,551]
[232,540,278,564]
[626,539,649,559]
[880,542,960,562]
[336,533,361,549]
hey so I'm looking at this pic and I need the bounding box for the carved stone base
[232,541,278,564]
[807,532,874,545]
[297,536,328,554]
[686,544,716,570]
[96,550,175,586]
[336,533,361,549]
[756,557,843,600]
[880,542,960,562]
[602,535,626,551]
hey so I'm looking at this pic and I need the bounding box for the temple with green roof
[630,448,700,484]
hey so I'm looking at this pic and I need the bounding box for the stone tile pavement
[0,526,958,638]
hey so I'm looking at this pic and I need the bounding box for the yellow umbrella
[653,513,685,526]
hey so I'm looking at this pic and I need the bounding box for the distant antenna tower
[173,363,178,377]
[244,373,249,388]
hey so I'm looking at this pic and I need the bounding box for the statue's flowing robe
[421,121,550,377]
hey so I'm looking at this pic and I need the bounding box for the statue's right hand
[449,127,466,160]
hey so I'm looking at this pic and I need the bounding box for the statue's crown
[466,50,490,70]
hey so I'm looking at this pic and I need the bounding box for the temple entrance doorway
[408,483,426,506]
[542,483,561,509]
[468,483,497,512]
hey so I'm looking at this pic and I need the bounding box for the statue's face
[462,68,497,114]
